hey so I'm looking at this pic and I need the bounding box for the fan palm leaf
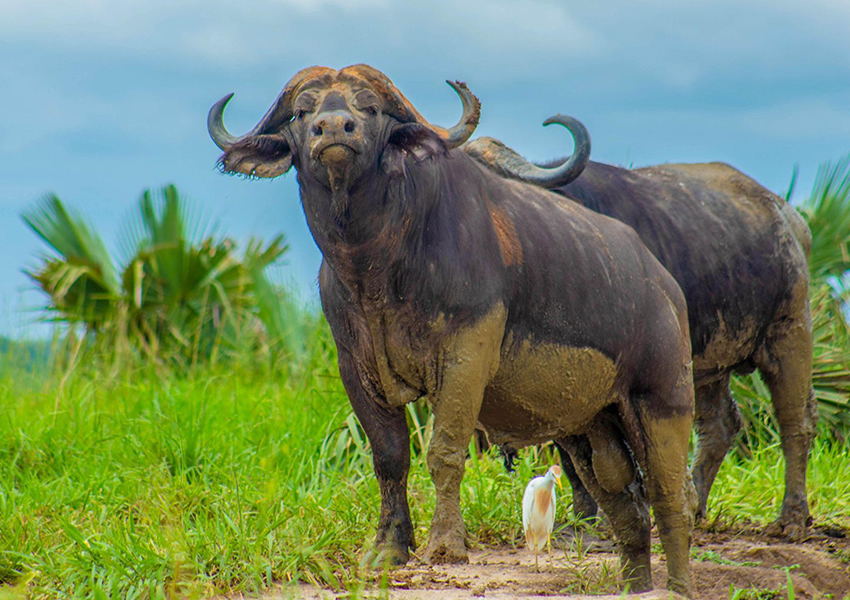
[799,155,850,281]
[22,195,120,325]
[24,185,295,363]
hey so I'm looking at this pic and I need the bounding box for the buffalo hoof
[424,533,468,564]
[764,517,808,541]
[360,543,410,568]
[667,576,692,599]
[620,558,652,593]
[764,501,812,541]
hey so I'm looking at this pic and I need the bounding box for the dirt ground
[236,522,850,600]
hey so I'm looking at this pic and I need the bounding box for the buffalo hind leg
[338,348,415,564]
[555,443,599,520]
[558,435,651,592]
[691,374,742,520]
[636,398,694,597]
[756,303,816,540]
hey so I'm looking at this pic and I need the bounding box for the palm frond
[24,185,297,364]
[799,155,850,280]
[22,194,119,295]
[22,195,120,326]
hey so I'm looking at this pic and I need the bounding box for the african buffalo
[465,134,815,539]
[208,65,695,595]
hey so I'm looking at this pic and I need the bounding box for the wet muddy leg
[424,392,480,564]
[423,308,505,564]
[756,306,816,540]
[691,375,741,519]
[338,348,415,564]
[639,409,693,597]
[558,435,652,592]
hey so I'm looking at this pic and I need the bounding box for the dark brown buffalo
[208,65,695,595]
[465,134,815,539]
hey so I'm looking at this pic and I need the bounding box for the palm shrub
[733,156,850,450]
[23,185,303,366]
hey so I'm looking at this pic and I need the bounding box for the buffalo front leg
[691,374,742,520]
[423,390,481,564]
[424,307,506,564]
[338,348,415,564]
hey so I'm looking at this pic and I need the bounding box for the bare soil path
[224,524,850,600]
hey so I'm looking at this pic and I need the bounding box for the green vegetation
[557,534,621,595]
[0,337,560,598]
[728,585,783,600]
[691,548,760,568]
[22,185,306,368]
[2,159,849,598]
[2,346,848,599]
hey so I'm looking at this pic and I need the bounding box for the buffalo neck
[300,152,509,320]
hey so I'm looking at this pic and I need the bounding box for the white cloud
[1,0,596,72]
[2,0,850,326]
[3,0,848,90]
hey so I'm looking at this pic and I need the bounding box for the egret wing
[522,479,536,533]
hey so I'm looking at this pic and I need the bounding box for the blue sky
[2,0,849,336]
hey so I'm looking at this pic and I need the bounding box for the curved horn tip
[445,80,477,102]
[211,93,235,112]
[543,114,580,127]
[208,92,241,151]
[446,79,481,123]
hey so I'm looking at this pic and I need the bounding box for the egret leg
[533,532,539,572]
[547,535,553,569]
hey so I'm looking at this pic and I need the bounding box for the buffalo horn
[207,93,241,150]
[465,115,591,188]
[437,80,481,148]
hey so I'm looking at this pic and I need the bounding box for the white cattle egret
[522,464,563,570]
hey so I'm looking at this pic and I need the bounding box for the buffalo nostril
[313,125,323,136]
[344,120,355,133]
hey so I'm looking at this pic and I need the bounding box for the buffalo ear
[381,123,448,178]
[218,134,292,178]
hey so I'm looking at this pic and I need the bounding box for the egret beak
[555,476,563,490]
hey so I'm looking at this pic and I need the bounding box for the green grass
[691,548,760,568]
[2,325,849,600]
[706,439,850,529]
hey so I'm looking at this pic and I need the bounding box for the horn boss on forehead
[340,64,481,148]
[208,65,481,159]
